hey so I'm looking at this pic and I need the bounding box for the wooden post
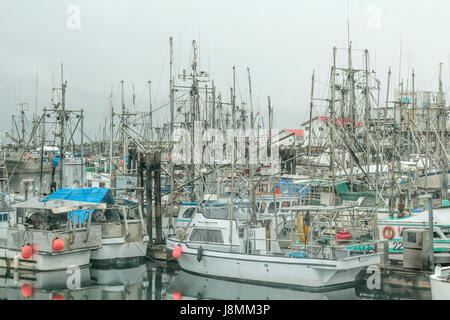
[146,153,153,247]
[137,151,145,223]
[154,152,163,244]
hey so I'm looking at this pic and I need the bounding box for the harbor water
[0,260,432,300]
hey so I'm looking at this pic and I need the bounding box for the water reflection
[0,261,433,300]
[0,261,156,300]
[167,270,359,300]
[90,264,148,300]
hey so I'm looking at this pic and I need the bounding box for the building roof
[284,129,304,137]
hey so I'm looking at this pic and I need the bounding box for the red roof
[284,129,304,137]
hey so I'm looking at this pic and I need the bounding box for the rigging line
[153,43,170,110]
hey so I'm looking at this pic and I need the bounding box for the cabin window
[258,202,267,213]
[189,228,224,244]
[88,181,92,188]
[99,182,106,188]
[268,202,280,213]
[183,208,196,219]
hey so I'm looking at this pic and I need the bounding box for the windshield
[202,205,251,220]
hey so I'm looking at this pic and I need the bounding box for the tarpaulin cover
[41,188,115,204]
[68,209,93,225]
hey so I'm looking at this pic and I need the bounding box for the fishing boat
[430,265,450,300]
[167,205,382,289]
[41,188,149,267]
[0,197,104,271]
[377,207,450,255]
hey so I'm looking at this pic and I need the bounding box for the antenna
[398,35,403,93]
[347,18,350,49]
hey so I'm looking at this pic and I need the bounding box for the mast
[411,69,416,155]
[34,73,38,148]
[80,109,84,188]
[438,63,447,199]
[121,80,127,174]
[364,49,371,171]
[330,47,337,205]
[169,36,175,230]
[308,70,315,166]
[148,80,153,142]
[348,42,355,192]
[109,86,114,183]
[247,67,256,223]
[59,64,66,189]
[39,109,46,195]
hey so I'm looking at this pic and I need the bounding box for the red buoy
[172,290,183,300]
[52,238,65,251]
[21,245,33,259]
[52,293,65,300]
[21,284,32,298]
[172,245,183,259]
[337,231,352,244]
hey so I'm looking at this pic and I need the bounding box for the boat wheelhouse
[0,197,104,271]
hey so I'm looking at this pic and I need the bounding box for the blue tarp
[41,188,115,204]
[68,209,93,225]
[41,188,115,222]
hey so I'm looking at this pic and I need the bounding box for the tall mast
[411,69,416,155]
[80,109,84,187]
[34,72,38,147]
[330,47,337,204]
[308,70,315,164]
[169,36,175,230]
[59,64,66,189]
[247,67,256,222]
[148,80,153,142]
[385,67,391,122]
[438,63,447,199]
[121,80,127,174]
[109,86,114,183]
[364,49,371,170]
[348,42,355,192]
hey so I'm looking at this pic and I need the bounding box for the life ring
[382,226,395,240]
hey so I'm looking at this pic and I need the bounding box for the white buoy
[435,264,442,277]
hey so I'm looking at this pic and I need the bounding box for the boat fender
[197,246,203,262]
[173,245,183,259]
[382,226,395,240]
[21,245,33,259]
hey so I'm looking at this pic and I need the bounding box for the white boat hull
[90,236,149,264]
[0,247,92,271]
[430,275,450,300]
[167,239,381,289]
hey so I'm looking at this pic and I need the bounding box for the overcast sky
[1,0,450,140]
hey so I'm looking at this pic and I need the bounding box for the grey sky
[1,0,450,139]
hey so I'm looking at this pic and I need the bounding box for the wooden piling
[154,152,163,244]
[146,153,153,247]
[137,152,145,221]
